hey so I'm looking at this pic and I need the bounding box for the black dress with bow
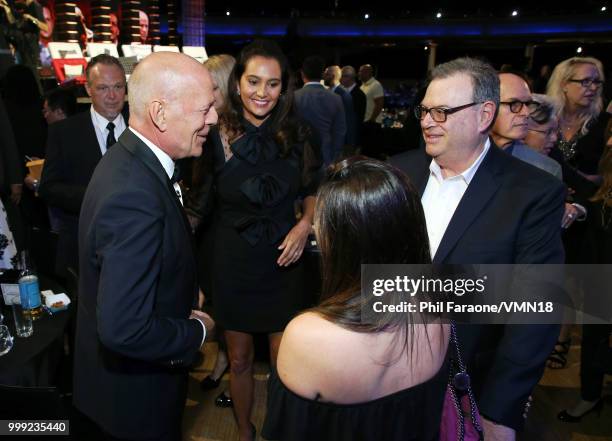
[188,118,322,332]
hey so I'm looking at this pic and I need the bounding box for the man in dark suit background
[340,65,366,148]
[294,55,346,166]
[74,52,217,441]
[39,54,127,278]
[390,57,565,440]
[323,64,357,154]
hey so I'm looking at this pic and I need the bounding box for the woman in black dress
[195,40,321,441]
[263,158,449,441]
[558,148,612,422]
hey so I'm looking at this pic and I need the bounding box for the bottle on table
[18,250,43,320]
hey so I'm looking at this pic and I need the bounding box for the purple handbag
[439,323,483,441]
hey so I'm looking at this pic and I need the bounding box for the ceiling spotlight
[576,46,583,53]
[601,6,607,11]
[436,12,442,18]
[226,10,230,16]
[364,13,370,19]
[424,46,429,50]
[511,10,518,16]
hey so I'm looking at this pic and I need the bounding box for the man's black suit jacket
[74,129,203,439]
[349,85,366,124]
[390,144,565,431]
[39,111,102,275]
[39,110,127,275]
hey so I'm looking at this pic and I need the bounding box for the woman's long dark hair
[312,157,433,343]
[223,39,305,156]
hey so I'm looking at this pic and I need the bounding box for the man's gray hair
[430,57,500,109]
[341,65,356,79]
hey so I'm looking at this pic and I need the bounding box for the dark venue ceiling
[200,1,610,79]
[204,0,609,18]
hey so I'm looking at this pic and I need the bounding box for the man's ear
[479,101,497,132]
[149,100,166,132]
[84,82,92,98]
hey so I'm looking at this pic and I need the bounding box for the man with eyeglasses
[493,72,586,230]
[391,57,565,440]
[491,72,563,179]
[39,54,128,278]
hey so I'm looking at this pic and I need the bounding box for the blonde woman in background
[185,54,236,407]
[546,56,609,185]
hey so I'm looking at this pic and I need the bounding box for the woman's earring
[237,89,241,96]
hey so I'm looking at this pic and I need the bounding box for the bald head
[323,65,341,87]
[358,64,373,82]
[129,52,208,120]
[128,52,218,159]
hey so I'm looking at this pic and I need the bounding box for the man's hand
[190,310,215,342]
[562,203,580,229]
[24,174,39,192]
[10,184,22,205]
[482,417,516,441]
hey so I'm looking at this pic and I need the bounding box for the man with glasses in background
[39,54,127,279]
[391,57,565,440]
[492,71,584,229]
[491,71,563,180]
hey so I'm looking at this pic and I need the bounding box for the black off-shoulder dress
[194,118,322,333]
[262,356,449,441]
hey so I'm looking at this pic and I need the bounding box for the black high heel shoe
[215,390,233,408]
[200,375,221,391]
[557,399,603,422]
[201,364,229,391]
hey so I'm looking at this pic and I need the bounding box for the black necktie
[170,163,181,184]
[106,121,116,149]
[170,164,182,200]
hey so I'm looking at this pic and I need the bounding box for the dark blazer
[294,83,346,166]
[332,84,357,147]
[74,129,204,440]
[0,97,22,194]
[390,144,565,431]
[349,85,367,124]
[38,110,127,275]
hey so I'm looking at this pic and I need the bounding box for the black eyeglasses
[413,102,481,123]
[567,78,603,88]
[500,100,540,114]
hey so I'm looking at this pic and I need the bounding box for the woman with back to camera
[263,158,449,441]
[185,53,236,406]
[189,40,322,441]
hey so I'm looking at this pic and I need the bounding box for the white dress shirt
[421,139,491,258]
[129,129,205,343]
[90,106,126,155]
[341,83,357,93]
[129,128,183,205]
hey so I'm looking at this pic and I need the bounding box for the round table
[0,277,71,386]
